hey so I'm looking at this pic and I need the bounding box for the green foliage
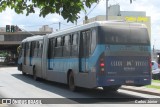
[0,0,98,23]
[145,80,160,90]
[146,85,160,90]
[152,80,160,83]
[0,51,8,57]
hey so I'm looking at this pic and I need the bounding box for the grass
[144,80,160,90]
[152,80,160,83]
[146,85,160,90]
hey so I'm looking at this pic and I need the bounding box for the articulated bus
[18,21,151,91]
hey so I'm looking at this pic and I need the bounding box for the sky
[0,0,160,49]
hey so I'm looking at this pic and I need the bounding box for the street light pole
[106,0,108,20]
[59,22,61,30]
[153,40,156,52]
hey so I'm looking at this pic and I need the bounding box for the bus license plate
[125,80,134,84]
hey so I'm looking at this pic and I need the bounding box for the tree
[0,0,134,23]
[0,0,99,23]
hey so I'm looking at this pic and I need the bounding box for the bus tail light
[100,58,105,73]
[100,63,105,67]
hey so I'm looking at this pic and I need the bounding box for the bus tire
[68,72,76,91]
[103,85,121,92]
[33,67,38,81]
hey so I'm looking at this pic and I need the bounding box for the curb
[120,86,160,96]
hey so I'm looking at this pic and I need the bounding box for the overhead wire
[77,0,102,24]
[86,0,102,16]
[19,23,59,28]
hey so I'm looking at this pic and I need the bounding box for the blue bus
[18,21,151,91]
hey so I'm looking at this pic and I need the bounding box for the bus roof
[22,35,43,43]
[48,21,147,38]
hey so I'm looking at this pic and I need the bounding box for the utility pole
[75,21,77,25]
[153,40,156,52]
[59,22,61,30]
[106,0,108,20]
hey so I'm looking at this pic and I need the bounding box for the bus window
[63,35,70,57]
[52,38,55,58]
[48,39,52,59]
[48,38,55,59]
[30,41,36,57]
[33,41,37,57]
[57,37,61,47]
[72,33,78,45]
[71,33,78,57]
[64,35,70,46]
[35,41,39,57]
[86,31,91,56]
[54,37,62,57]
[24,42,29,65]
[90,29,97,54]
[99,27,150,45]
[62,36,65,46]
[26,42,29,50]
[38,40,43,57]
[36,41,39,48]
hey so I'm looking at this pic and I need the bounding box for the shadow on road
[0,64,17,67]
[11,73,147,104]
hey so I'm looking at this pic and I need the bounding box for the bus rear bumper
[97,76,151,87]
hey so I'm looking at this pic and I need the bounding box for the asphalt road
[0,67,160,107]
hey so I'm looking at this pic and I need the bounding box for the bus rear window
[98,27,150,45]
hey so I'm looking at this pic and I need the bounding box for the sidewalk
[120,82,160,96]
[152,82,160,86]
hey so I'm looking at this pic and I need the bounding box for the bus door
[41,36,48,79]
[23,42,27,65]
[37,40,43,77]
[79,31,91,72]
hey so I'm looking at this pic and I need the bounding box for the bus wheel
[33,67,37,81]
[68,72,76,91]
[103,85,121,92]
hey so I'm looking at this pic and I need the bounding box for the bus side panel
[22,64,34,75]
[75,72,97,88]
[32,57,42,77]
[46,58,79,84]
[47,70,68,84]
[46,59,68,84]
